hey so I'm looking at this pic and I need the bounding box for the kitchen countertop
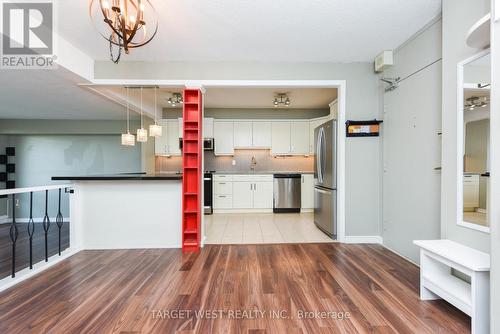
[52,172,182,181]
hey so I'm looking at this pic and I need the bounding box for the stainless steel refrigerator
[314,120,337,239]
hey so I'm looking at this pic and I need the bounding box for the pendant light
[136,87,148,142]
[121,87,135,146]
[149,87,162,137]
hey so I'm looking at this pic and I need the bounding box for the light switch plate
[232,160,236,166]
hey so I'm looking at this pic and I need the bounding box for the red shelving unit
[182,89,202,252]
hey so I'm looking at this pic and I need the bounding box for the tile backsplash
[156,149,314,173]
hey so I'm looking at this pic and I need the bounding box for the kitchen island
[52,173,184,250]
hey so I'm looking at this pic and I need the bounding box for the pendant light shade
[122,87,135,146]
[137,87,148,142]
[149,87,162,137]
[121,133,135,146]
[137,128,148,142]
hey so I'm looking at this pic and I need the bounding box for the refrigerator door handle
[317,127,324,183]
[315,187,332,195]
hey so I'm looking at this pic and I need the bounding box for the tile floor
[204,213,335,244]
[463,211,488,227]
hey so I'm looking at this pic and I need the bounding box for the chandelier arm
[126,23,158,48]
[124,0,142,46]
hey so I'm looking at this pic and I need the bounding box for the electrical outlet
[15,199,20,208]
[232,160,236,166]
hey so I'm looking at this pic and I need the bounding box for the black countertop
[52,172,182,181]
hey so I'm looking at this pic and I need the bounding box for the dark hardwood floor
[0,243,470,333]
[0,222,70,279]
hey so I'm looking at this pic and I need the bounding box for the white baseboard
[0,247,80,293]
[344,235,383,244]
[300,208,313,213]
[0,215,8,224]
[83,244,182,250]
[476,208,487,214]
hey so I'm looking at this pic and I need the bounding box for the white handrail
[0,184,73,196]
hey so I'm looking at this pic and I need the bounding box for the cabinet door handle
[219,195,226,198]
[254,183,256,191]
[219,182,226,185]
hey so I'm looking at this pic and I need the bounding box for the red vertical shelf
[182,89,202,252]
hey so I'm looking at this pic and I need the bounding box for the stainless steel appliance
[204,172,214,214]
[314,120,337,238]
[273,174,301,213]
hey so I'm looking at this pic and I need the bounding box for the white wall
[381,19,442,263]
[441,0,491,252]
[95,61,382,236]
[489,0,500,330]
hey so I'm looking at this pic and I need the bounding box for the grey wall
[381,19,442,263]
[465,119,489,173]
[490,1,500,330]
[95,61,382,237]
[1,134,141,219]
[163,108,330,120]
[441,0,490,252]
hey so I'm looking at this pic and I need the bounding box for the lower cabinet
[301,174,314,210]
[213,174,273,211]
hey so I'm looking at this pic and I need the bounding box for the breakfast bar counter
[52,173,183,250]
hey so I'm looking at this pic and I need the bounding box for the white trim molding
[344,235,383,244]
[0,247,80,293]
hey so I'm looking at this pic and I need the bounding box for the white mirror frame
[456,49,490,233]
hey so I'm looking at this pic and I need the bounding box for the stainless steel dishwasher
[273,174,301,213]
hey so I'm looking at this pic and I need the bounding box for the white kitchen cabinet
[232,181,254,208]
[301,174,314,210]
[271,122,291,155]
[233,121,253,148]
[203,118,214,138]
[178,118,183,138]
[154,119,169,155]
[214,121,234,155]
[252,121,272,148]
[214,195,233,209]
[463,174,480,208]
[155,120,180,156]
[253,181,274,209]
[213,174,233,209]
[166,120,181,155]
[290,121,310,155]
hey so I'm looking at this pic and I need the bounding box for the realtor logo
[1,0,56,69]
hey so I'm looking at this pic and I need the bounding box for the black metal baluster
[42,190,50,262]
[9,194,18,278]
[27,192,35,269]
[56,188,63,255]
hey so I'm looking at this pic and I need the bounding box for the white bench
[413,239,490,334]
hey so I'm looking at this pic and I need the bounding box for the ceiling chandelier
[167,93,183,107]
[89,0,159,63]
[465,96,489,111]
[273,93,291,107]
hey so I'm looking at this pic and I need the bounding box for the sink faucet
[251,156,257,171]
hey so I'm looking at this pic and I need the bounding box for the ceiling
[58,0,442,63]
[203,87,337,109]
[0,68,138,120]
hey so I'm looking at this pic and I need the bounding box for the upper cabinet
[290,121,310,154]
[214,121,234,155]
[234,121,253,148]
[155,119,181,156]
[252,121,272,148]
[203,118,214,138]
[271,122,291,155]
[233,121,272,149]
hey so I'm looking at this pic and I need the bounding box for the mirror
[459,51,490,231]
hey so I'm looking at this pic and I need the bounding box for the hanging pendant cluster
[122,86,162,146]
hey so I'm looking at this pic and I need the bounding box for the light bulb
[102,0,110,9]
